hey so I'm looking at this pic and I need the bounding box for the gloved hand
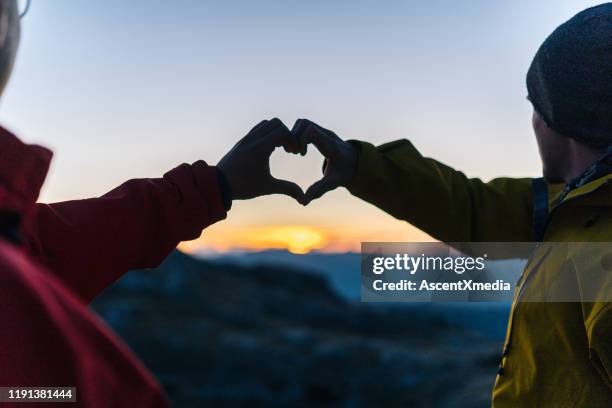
[287,119,358,205]
[217,118,306,206]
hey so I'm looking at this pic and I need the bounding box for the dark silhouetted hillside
[92,250,502,407]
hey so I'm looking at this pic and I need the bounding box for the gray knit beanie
[527,3,612,148]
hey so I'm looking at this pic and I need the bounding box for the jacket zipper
[500,245,552,361]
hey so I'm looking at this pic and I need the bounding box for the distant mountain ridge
[206,249,361,300]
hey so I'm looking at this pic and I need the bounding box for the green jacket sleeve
[346,139,534,242]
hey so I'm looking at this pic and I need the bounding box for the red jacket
[0,126,227,407]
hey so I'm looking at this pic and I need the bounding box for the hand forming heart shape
[285,119,358,205]
[217,118,358,207]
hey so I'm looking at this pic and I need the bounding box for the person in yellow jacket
[286,3,612,407]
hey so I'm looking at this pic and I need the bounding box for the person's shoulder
[0,240,69,305]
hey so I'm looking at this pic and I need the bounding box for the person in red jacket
[0,1,304,406]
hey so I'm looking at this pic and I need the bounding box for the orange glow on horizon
[179,225,331,254]
[178,221,435,255]
[253,225,327,254]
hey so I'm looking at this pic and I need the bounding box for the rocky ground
[91,250,502,407]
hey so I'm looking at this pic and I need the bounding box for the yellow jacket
[347,139,612,407]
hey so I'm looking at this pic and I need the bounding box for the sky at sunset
[0,0,603,253]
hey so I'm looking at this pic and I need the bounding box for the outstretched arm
[27,160,227,303]
[346,139,534,242]
[290,119,535,242]
[26,118,303,303]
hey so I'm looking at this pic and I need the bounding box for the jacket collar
[0,126,52,214]
[533,157,612,241]
[552,145,612,206]
[559,173,612,205]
